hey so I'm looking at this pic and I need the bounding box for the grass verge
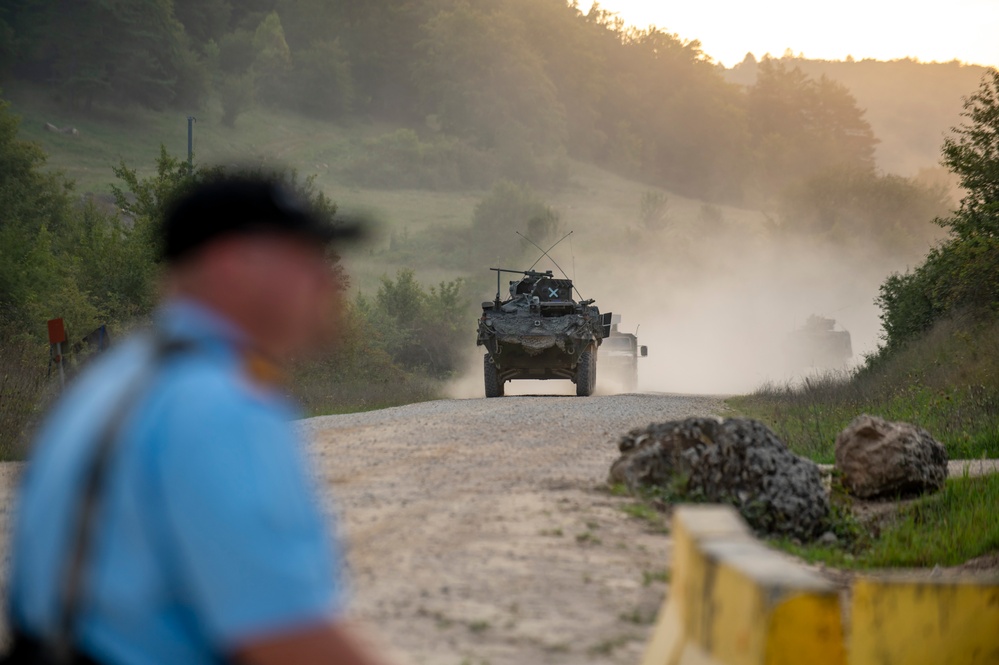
[730,314,999,464]
[774,473,999,569]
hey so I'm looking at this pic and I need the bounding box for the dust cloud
[448,210,935,398]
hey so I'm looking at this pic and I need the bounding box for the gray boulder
[834,414,947,499]
[609,417,829,541]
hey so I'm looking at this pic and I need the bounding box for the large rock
[609,417,829,541]
[834,414,947,499]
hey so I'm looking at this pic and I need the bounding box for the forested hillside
[726,54,989,177]
[2,0,885,204]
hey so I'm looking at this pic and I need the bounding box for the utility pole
[187,116,196,172]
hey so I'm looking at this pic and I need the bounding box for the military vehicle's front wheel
[484,355,504,398]
[576,347,596,396]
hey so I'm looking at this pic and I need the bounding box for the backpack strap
[53,333,193,664]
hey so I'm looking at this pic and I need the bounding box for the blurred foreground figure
[6,176,390,665]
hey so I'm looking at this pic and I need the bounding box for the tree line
[876,70,999,355]
[0,94,469,453]
[2,0,882,202]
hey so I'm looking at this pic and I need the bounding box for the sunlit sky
[594,0,999,68]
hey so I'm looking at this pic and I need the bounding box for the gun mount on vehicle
[477,267,611,397]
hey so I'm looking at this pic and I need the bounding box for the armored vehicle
[477,268,612,397]
[786,315,852,371]
[597,315,648,392]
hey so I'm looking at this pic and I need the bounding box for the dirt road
[299,393,724,665]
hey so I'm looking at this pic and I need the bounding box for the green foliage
[0,93,95,337]
[8,0,206,110]
[287,39,353,118]
[173,0,233,47]
[941,68,999,240]
[289,303,442,416]
[875,69,999,352]
[413,2,567,185]
[357,269,469,379]
[414,3,564,151]
[217,29,258,76]
[775,474,999,569]
[251,11,292,102]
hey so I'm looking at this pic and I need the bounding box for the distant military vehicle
[597,315,648,392]
[477,267,612,397]
[786,315,852,371]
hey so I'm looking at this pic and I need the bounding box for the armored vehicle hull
[477,269,609,397]
[786,315,852,371]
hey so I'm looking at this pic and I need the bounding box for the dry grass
[0,336,54,460]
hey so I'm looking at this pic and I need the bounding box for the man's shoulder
[148,348,299,461]
[161,349,292,420]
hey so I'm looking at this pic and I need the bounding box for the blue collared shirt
[9,300,344,664]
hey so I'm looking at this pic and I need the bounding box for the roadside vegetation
[778,472,999,569]
[731,314,999,464]
[732,70,999,569]
[0,98,471,457]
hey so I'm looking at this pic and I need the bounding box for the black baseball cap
[160,174,364,262]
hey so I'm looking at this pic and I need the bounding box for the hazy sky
[594,0,999,68]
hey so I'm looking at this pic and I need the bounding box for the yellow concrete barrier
[641,505,845,665]
[641,504,999,665]
[849,576,999,665]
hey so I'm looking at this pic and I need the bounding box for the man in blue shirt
[7,176,391,665]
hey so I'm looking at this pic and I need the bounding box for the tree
[0,94,86,335]
[7,0,204,110]
[747,59,877,199]
[940,68,999,239]
[876,69,999,351]
[360,270,468,378]
[172,0,232,46]
[286,38,353,118]
[413,3,565,156]
[251,11,292,103]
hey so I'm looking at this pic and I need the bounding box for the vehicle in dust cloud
[597,315,648,392]
[477,268,612,397]
[785,315,852,372]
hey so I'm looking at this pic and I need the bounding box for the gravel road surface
[300,393,724,665]
[2,391,993,664]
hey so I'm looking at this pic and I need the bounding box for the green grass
[733,314,999,568]
[774,473,999,569]
[731,315,999,464]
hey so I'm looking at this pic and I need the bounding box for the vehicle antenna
[518,231,584,301]
[570,232,576,282]
[526,231,573,272]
